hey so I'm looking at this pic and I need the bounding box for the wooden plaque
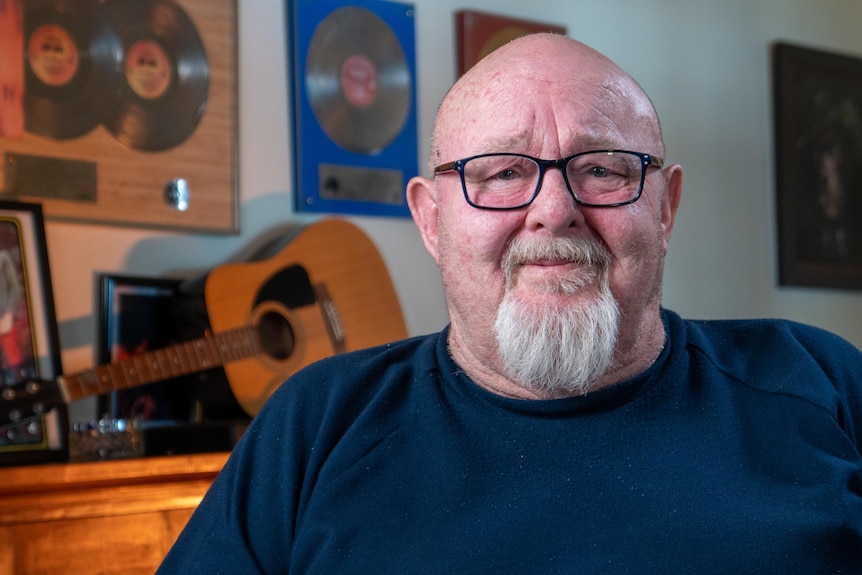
[0,0,238,233]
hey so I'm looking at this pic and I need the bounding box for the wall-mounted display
[773,42,862,290]
[288,0,417,217]
[455,10,566,76]
[96,274,192,425]
[0,0,238,233]
[0,200,65,466]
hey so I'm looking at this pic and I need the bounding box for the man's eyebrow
[457,133,621,157]
[570,134,618,151]
[469,133,532,154]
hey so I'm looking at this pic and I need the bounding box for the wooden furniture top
[0,452,229,525]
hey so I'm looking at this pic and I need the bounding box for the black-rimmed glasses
[433,150,664,210]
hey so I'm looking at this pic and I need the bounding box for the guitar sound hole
[256,311,295,361]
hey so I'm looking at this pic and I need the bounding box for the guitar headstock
[0,379,63,429]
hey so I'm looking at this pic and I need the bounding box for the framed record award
[0,200,66,466]
[456,10,567,76]
[288,0,418,217]
[0,0,238,233]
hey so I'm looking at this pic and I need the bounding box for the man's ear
[406,176,441,264]
[660,165,683,251]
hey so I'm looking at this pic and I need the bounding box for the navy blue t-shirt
[158,309,862,574]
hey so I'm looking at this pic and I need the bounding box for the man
[158,34,862,573]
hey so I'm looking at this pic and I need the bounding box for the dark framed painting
[0,200,65,465]
[773,42,862,289]
[455,10,566,76]
[96,274,194,423]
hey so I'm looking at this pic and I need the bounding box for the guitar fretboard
[58,326,262,403]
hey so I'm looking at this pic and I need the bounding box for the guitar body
[204,218,408,416]
[0,218,408,432]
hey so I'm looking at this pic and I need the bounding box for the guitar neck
[58,326,262,404]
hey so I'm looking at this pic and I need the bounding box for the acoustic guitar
[0,218,408,429]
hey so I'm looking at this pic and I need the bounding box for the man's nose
[525,167,584,231]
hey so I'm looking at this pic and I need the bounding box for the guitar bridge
[314,283,346,354]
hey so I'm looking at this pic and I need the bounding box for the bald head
[429,33,663,171]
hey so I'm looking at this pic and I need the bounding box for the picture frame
[455,10,566,76]
[96,273,194,424]
[0,200,66,465]
[0,0,238,233]
[288,0,417,218]
[773,42,862,290]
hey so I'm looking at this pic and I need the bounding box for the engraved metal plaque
[318,163,403,205]
[4,153,97,202]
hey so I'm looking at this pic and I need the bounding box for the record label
[340,54,377,108]
[125,39,172,100]
[27,23,79,87]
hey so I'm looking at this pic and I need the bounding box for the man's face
[409,38,680,393]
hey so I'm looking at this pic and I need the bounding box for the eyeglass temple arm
[434,161,458,174]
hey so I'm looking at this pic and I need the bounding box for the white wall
[58,0,862,421]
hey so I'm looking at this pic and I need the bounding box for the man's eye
[496,169,520,181]
[589,166,610,178]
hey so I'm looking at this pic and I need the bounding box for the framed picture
[288,0,417,217]
[0,0,238,233]
[0,200,66,465]
[773,42,862,289]
[455,10,566,76]
[97,274,194,423]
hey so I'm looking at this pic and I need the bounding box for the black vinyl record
[24,0,123,140]
[305,6,411,154]
[102,0,209,152]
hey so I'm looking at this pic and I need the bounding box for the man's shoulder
[262,330,444,411]
[676,312,858,359]
[241,331,447,474]
[665,309,861,401]
[301,330,442,380]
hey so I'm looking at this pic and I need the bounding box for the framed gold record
[0,0,237,233]
[288,0,417,217]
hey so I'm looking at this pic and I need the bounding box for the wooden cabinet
[0,452,228,575]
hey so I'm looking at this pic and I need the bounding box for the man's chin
[494,279,621,397]
[509,276,601,301]
[511,264,600,295]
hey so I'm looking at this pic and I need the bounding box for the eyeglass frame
[433,149,665,210]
